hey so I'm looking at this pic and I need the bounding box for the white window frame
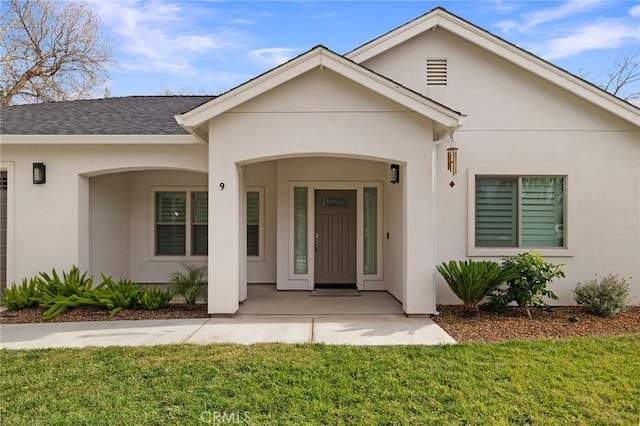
[246,186,265,262]
[467,168,574,257]
[149,186,208,261]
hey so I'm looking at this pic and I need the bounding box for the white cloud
[90,0,247,76]
[536,20,639,60]
[630,5,640,18]
[247,48,300,68]
[495,20,519,34]
[521,0,604,30]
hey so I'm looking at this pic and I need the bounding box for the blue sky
[87,0,640,100]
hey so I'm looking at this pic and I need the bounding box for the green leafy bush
[573,274,630,317]
[34,266,94,304]
[34,267,99,320]
[168,263,207,305]
[1,278,40,309]
[488,252,564,318]
[437,260,517,316]
[140,287,171,310]
[93,276,146,319]
[5,266,156,320]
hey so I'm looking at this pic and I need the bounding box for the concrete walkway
[0,315,456,349]
[0,285,457,349]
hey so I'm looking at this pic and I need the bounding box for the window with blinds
[155,190,207,256]
[363,187,377,274]
[293,187,308,274]
[475,177,564,248]
[191,192,208,256]
[246,191,260,256]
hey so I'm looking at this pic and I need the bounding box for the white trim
[0,162,14,287]
[347,8,639,127]
[0,135,202,145]
[149,186,208,262]
[246,186,265,262]
[176,47,464,133]
[467,168,575,257]
[287,181,384,290]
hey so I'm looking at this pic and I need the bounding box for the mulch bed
[1,304,639,344]
[0,304,209,324]
[433,305,640,343]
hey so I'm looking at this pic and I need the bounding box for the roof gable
[346,7,639,127]
[175,46,465,142]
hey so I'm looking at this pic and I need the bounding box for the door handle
[315,233,319,256]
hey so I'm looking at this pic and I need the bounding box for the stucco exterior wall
[1,142,207,284]
[206,67,438,313]
[243,161,277,283]
[362,26,640,305]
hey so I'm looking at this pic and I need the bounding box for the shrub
[93,276,146,319]
[488,252,564,318]
[437,260,517,316]
[168,263,207,305]
[34,266,99,320]
[140,287,171,310]
[573,274,630,317]
[1,278,40,309]
[34,266,94,305]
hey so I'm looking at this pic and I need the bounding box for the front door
[314,190,356,286]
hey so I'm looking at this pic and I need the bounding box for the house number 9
[220,183,225,190]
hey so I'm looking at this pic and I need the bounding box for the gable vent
[426,58,447,86]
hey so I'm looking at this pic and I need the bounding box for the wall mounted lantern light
[33,162,46,184]
[390,164,400,185]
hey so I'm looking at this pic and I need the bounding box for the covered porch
[238,284,404,316]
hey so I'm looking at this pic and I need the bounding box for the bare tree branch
[580,47,640,103]
[1,0,113,105]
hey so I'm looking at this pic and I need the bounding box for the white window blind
[293,187,308,274]
[155,190,208,256]
[476,179,517,247]
[246,191,260,256]
[476,177,565,248]
[363,187,377,274]
[156,192,186,255]
[521,178,564,248]
[191,192,208,256]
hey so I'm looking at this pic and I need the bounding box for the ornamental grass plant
[436,260,517,316]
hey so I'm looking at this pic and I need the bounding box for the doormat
[310,288,361,297]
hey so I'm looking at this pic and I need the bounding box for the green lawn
[1,336,638,425]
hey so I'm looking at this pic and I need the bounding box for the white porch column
[208,145,240,315]
[403,160,436,314]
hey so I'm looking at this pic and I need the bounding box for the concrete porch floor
[238,284,405,315]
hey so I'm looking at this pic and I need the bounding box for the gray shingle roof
[0,96,214,135]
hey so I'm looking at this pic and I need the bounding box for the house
[1,7,638,315]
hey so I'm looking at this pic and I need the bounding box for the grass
[1,336,638,425]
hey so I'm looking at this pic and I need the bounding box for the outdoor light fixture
[33,162,46,184]
[390,164,400,184]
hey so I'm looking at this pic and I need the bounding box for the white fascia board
[178,51,323,127]
[0,134,202,145]
[435,14,640,126]
[177,47,463,130]
[348,9,639,127]
[346,14,440,63]
[320,53,463,127]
